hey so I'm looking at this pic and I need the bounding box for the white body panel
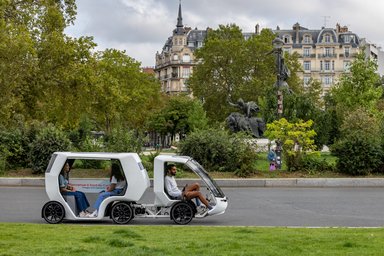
[44,152,149,220]
[43,152,227,222]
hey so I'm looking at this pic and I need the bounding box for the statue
[226,98,266,138]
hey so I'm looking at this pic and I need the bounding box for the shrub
[332,136,383,176]
[300,154,336,173]
[179,129,257,177]
[0,120,45,170]
[331,108,383,175]
[105,128,145,153]
[29,125,72,174]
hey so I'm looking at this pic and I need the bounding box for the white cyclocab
[41,152,228,225]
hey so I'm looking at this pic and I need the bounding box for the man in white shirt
[164,164,212,210]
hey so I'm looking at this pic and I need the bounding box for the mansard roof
[273,23,360,47]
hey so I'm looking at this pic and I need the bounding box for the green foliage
[91,49,161,132]
[331,52,382,113]
[0,1,161,133]
[300,155,336,173]
[332,108,383,175]
[324,52,383,145]
[147,96,208,141]
[29,124,72,174]
[179,129,258,177]
[332,136,383,175]
[264,118,317,171]
[104,127,144,153]
[0,121,45,169]
[189,25,303,123]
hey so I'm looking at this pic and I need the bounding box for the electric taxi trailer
[41,152,228,225]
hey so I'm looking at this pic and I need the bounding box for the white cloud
[66,0,384,66]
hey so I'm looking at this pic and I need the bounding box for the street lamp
[272,37,289,170]
[272,37,286,117]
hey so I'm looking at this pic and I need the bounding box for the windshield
[186,159,225,198]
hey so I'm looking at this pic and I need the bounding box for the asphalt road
[1,186,384,227]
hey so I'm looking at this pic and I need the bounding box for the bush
[332,136,383,176]
[0,120,46,170]
[300,154,336,173]
[331,108,383,175]
[179,129,257,177]
[29,125,72,174]
[105,128,145,153]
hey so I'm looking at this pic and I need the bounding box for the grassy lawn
[1,223,383,255]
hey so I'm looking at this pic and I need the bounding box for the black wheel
[110,202,133,224]
[42,201,65,224]
[170,201,194,225]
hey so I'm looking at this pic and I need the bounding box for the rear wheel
[42,201,65,224]
[170,201,194,225]
[110,202,133,224]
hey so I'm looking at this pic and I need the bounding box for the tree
[324,51,382,145]
[0,0,95,128]
[189,25,302,124]
[264,118,317,171]
[91,49,161,133]
[147,96,208,144]
[332,108,383,175]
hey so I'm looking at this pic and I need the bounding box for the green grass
[1,223,384,255]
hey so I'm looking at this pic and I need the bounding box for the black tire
[42,201,65,224]
[170,201,194,225]
[110,202,133,224]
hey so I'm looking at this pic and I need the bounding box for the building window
[324,34,331,43]
[303,47,311,57]
[283,35,291,43]
[324,61,330,71]
[173,54,178,60]
[344,47,350,57]
[303,35,311,44]
[182,67,190,78]
[320,61,323,71]
[182,54,190,63]
[304,61,311,71]
[323,76,332,85]
[324,47,333,57]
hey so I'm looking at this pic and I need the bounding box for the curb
[2,178,384,187]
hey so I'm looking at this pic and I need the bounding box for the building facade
[155,3,383,95]
[273,23,361,93]
[155,2,207,94]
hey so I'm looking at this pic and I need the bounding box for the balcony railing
[299,54,316,58]
[317,54,337,58]
[339,53,356,58]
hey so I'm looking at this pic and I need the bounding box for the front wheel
[110,202,133,224]
[42,201,65,224]
[170,201,194,225]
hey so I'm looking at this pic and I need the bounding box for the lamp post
[272,37,285,118]
[272,37,286,170]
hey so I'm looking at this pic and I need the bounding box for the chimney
[255,24,260,35]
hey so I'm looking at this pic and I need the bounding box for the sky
[65,0,384,67]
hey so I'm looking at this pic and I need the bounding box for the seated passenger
[59,162,90,217]
[88,163,126,217]
[164,164,212,212]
